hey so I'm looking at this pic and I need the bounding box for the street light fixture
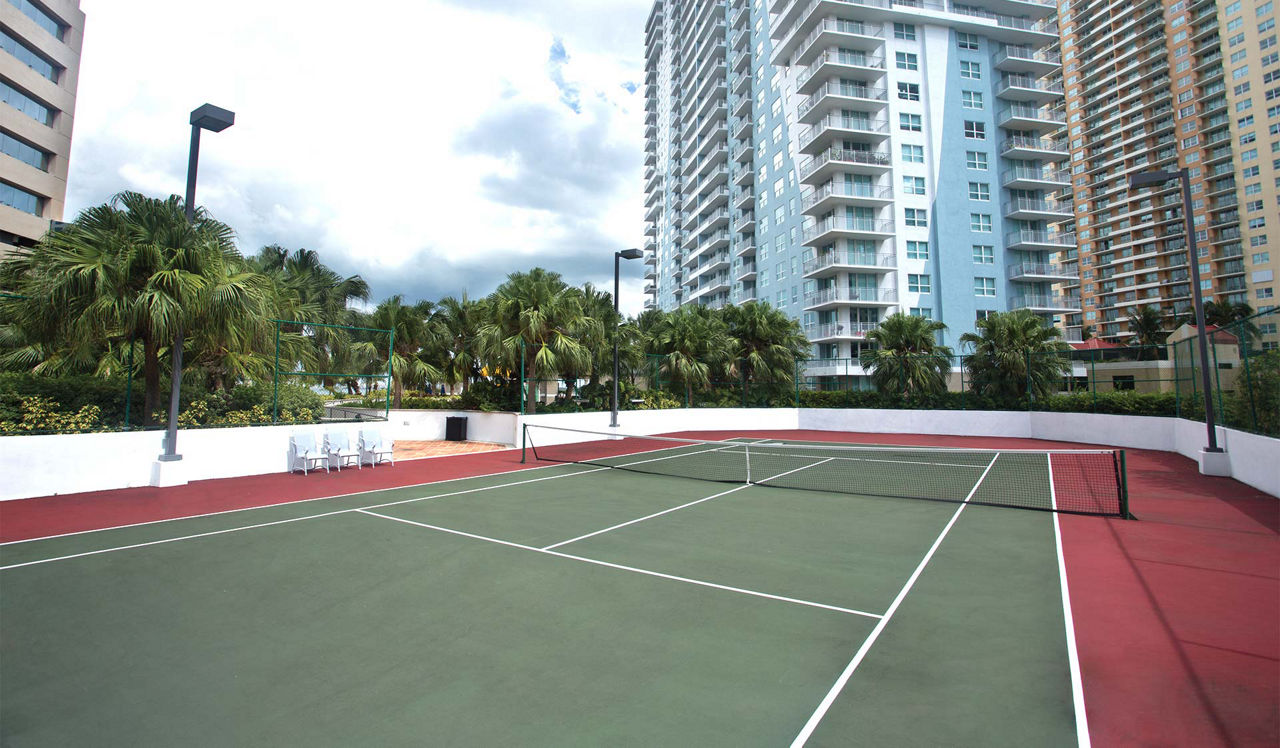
[611,248,644,428]
[159,103,235,463]
[1128,168,1223,455]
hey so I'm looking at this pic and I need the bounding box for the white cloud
[69,0,652,313]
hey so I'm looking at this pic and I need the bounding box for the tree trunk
[525,359,537,414]
[142,337,161,426]
[393,377,403,409]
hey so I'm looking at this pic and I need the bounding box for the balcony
[802,182,894,216]
[1004,197,1072,221]
[736,261,757,281]
[804,286,898,310]
[804,322,878,342]
[1000,136,1068,160]
[993,44,1061,76]
[787,18,885,68]
[997,103,1066,132]
[799,147,893,184]
[797,82,889,124]
[1005,229,1076,250]
[1008,293,1081,312]
[802,249,896,278]
[1006,262,1076,281]
[995,74,1064,104]
[803,216,895,245]
[796,50,886,95]
[799,114,890,156]
[1001,166,1070,190]
[735,210,756,233]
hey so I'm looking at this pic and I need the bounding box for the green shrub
[0,395,103,434]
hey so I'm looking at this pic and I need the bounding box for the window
[0,181,40,215]
[1263,18,1277,33]
[902,144,924,163]
[974,277,996,296]
[908,273,931,293]
[907,240,929,259]
[900,113,922,131]
[898,82,920,101]
[910,307,932,319]
[1258,287,1274,299]
[966,151,988,170]
[964,120,985,139]
[1240,115,1256,128]
[0,29,58,83]
[1250,217,1267,229]
[972,244,994,264]
[903,176,926,194]
[1112,375,1136,391]
[962,91,983,109]
[1253,251,1271,263]
[957,32,979,51]
[970,213,992,232]
[960,61,981,79]
[896,52,918,71]
[1243,148,1260,161]
[0,80,51,125]
[1231,32,1246,46]
[893,22,916,40]
[1249,199,1265,212]
[905,208,928,227]
[968,182,990,201]
[0,131,47,170]
[8,0,63,40]
[1225,0,1241,14]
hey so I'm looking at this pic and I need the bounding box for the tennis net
[522,424,1129,518]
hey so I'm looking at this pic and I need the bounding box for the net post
[1118,450,1131,519]
[520,424,527,464]
[744,441,751,484]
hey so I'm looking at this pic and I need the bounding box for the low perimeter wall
[0,409,1274,501]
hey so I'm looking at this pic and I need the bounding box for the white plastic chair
[324,430,361,470]
[289,431,328,475]
[359,429,395,467]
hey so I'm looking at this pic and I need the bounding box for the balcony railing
[802,182,894,210]
[1009,293,1081,311]
[803,249,896,274]
[804,286,898,306]
[1000,135,1067,155]
[998,74,1064,95]
[803,217,895,242]
[1007,261,1073,278]
[1006,229,1076,246]
[1001,166,1070,185]
[998,103,1066,123]
[797,82,889,119]
[804,322,879,340]
[797,50,886,89]
[799,147,892,180]
[1005,197,1071,215]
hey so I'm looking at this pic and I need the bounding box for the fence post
[1240,338,1257,431]
[1026,350,1033,410]
[1172,341,1181,418]
[385,326,395,418]
[272,321,280,424]
[1090,348,1097,412]
[741,361,747,407]
[124,335,134,429]
[960,355,966,410]
[1210,338,1224,425]
[520,339,526,415]
[794,359,800,407]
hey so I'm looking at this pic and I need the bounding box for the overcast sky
[69,0,653,314]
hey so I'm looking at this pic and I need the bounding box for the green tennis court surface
[1,437,1088,746]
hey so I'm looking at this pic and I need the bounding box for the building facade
[1059,0,1278,349]
[0,0,83,258]
[644,0,1076,388]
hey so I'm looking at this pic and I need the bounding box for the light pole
[159,103,235,462]
[611,248,644,428]
[1129,168,1222,453]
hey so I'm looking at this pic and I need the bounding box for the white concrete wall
[2,408,1274,500]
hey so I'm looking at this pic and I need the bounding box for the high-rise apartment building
[1058,0,1280,346]
[644,0,1076,388]
[0,0,83,259]
[1218,0,1279,349]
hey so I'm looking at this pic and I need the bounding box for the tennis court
[0,428,1113,746]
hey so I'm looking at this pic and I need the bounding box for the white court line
[1049,454,1093,748]
[357,509,882,619]
[0,440,770,570]
[788,452,1002,748]
[542,452,834,551]
[0,435,758,549]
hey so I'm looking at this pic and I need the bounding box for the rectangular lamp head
[618,248,644,260]
[190,103,235,132]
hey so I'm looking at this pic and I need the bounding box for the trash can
[445,416,468,442]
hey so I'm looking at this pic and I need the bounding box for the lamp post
[1128,168,1222,453]
[611,248,644,428]
[159,103,235,462]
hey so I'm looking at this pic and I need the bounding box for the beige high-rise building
[1061,0,1277,349]
[0,0,83,259]
[1217,0,1279,349]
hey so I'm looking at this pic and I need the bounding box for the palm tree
[435,295,485,393]
[859,313,954,396]
[359,295,441,408]
[0,192,258,424]
[648,306,735,404]
[1203,300,1260,342]
[1126,305,1169,359]
[479,268,596,414]
[722,301,809,399]
[961,309,1070,401]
